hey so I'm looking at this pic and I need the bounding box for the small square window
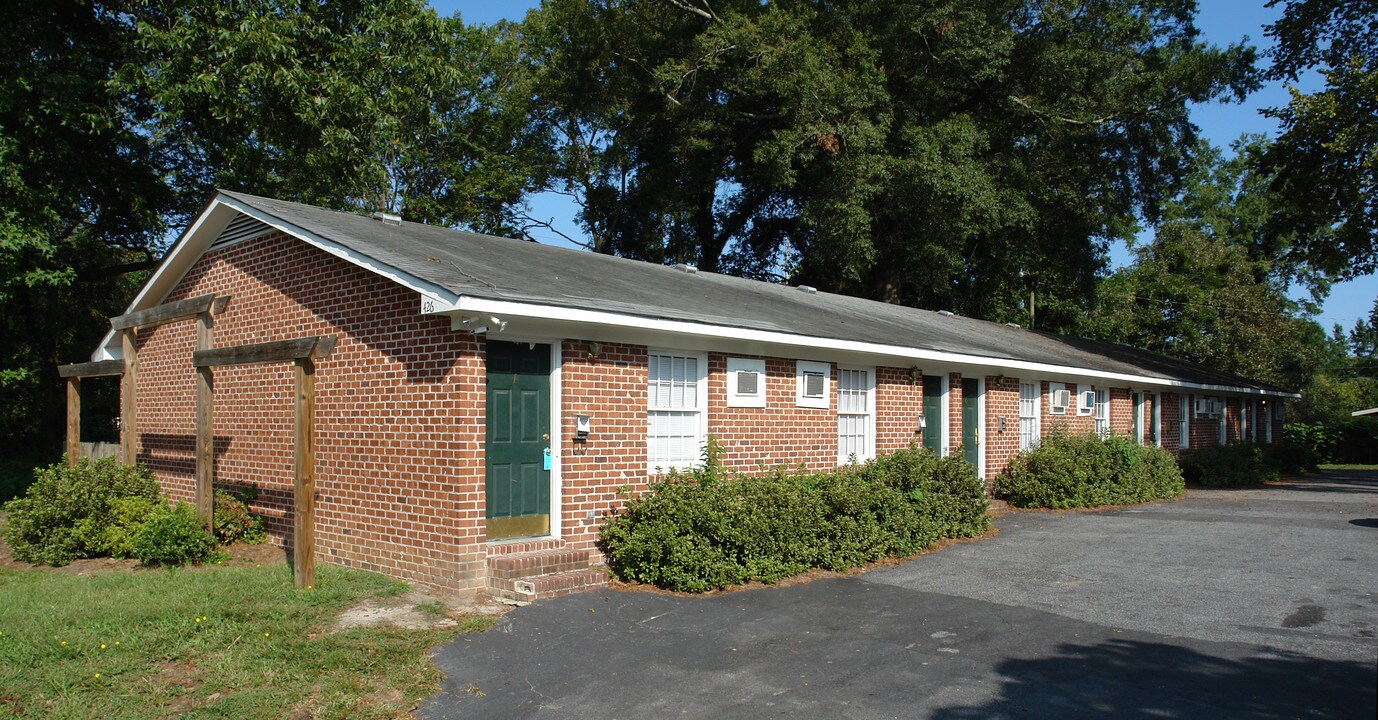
[727,357,766,408]
[796,361,830,409]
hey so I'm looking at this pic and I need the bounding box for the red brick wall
[137,232,487,590]
[1188,395,1223,449]
[1109,388,1133,436]
[707,354,837,472]
[948,372,964,454]
[557,341,648,556]
[983,376,1021,477]
[1041,381,1093,435]
[876,366,924,453]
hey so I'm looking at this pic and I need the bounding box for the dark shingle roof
[219,190,1294,395]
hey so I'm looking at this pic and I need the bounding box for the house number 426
[422,299,435,313]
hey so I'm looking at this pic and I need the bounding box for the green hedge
[3,458,260,567]
[2,457,163,566]
[993,430,1184,508]
[598,443,990,592]
[1179,442,1280,487]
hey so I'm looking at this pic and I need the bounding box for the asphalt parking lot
[422,471,1378,719]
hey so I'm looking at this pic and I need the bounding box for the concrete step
[489,568,607,602]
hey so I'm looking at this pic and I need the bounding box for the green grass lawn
[0,563,492,718]
[1318,463,1378,471]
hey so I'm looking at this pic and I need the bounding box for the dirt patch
[334,586,510,631]
[607,524,1002,598]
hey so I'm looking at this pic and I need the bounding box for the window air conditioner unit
[1051,389,1072,412]
[1079,389,1096,412]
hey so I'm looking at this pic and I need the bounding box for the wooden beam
[110,294,218,331]
[66,378,80,467]
[192,336,336,368]
[293,357,316,589]
[57,360,124,378]
[195,310,215,531]
[120,329,138,465]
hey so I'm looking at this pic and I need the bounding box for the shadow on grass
[931,637,1376,719]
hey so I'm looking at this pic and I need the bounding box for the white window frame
[647,350,709,472]
[726,357,767,408]
[1241,399,1251,443]
[1048,381,1068,415]
[1077,383,1095,416]
[1179,394,1191,449]
[1219,401,1228,445]
[795,360,831,409]
[1150,393,1162,447]
[836,366,876,463]
[1264,400,1274,443]
[1018,381,1041,451]
[1132,392,1145,444]
[1094,388,1110,438]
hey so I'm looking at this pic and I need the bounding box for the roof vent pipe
[673,263,698,274]
[372,211,402,225]
[938,310,955,317]
[797,285,817,294]
[1006,322,1020,328]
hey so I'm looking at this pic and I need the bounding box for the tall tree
[1261,0,1378,279]
[0,0,173,449]
[124,0,547,234]
[1086,138,1328,390]
[523,0,1256,330]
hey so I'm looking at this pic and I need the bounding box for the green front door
[922,375,944,454]
[962,378,980,469]
[485,341,551,540]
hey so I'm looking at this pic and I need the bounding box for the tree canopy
[1261,0,1378,280]
[522,0,1256,330]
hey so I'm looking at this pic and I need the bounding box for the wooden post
[293,357,316,589]
[66,377,81,467]
[195,310,215,530]
[120,329,138,465]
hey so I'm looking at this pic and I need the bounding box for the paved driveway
[422,471,1378,719]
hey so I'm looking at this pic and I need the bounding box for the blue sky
[430,0,1375,332]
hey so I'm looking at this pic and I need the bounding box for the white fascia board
[445,296,1301,399]
[93,193,463,360]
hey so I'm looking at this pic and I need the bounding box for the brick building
[84,191,1298,599]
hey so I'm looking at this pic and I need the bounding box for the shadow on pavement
[931,637,1376,719]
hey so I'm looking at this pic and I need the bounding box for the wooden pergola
[59,293,335,588]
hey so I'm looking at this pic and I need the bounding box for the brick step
[485,538,567,556]
[488,547,593,580]
[489,568,608,603]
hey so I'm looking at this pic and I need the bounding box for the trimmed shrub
[994,430,1184,508]
[599,443,990,592]
[130,503,219,567]
[78,496,167,559]
[2,458,161,566]
[1180,442,1279,487]
[859,448,990,539]
[213,487,266,545]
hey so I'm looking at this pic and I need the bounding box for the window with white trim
[1094,389,1110,438]
[726,357,766,408]
[647,352,707,469]
[1179,395,1191,449]
[796,361,830,409]
[1077,384,1095,416]
[837,367,875,462]
[1018,381,1041,451]
[1048,382,1069,415]
[1264,400,1274,443]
